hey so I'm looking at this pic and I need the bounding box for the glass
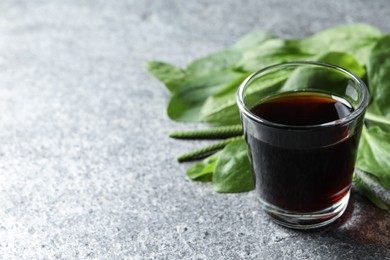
[237,62,369,229]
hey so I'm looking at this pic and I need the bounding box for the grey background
[0,0,389,259]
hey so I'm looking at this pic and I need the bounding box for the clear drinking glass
[236,62,369,229]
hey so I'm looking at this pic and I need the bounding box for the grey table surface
[0,0,389,259]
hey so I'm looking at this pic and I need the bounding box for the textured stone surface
[0,0,389,259]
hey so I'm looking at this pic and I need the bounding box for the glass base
[261,191,350,229]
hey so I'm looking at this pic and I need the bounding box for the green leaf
[356,126,390,190]
[199,73,253,126]
[359,36,390,197]
[366,35,390,131]
[166,32,282,122]
[213,139,255,193]
[236,38,312,72]
[187,31,274,75]
[167,70,243,122]
[200,70,289,126]
[313,52,365,77]
[186,49,242,75]
[186,153,219,182]
[353,170,389,210]
[282,52,366,93]
[144,61,187,92]
[294,23,383,65]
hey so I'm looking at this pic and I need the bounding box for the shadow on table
[296,191,390,250]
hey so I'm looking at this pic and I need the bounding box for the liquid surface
[251,92,353,126]
[246,92,360,212]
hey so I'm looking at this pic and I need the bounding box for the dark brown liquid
[251,93,353,126]
[247,92,360,212]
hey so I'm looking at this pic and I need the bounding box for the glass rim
[236,61,370,129]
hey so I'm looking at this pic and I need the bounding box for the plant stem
[177,136,244,162]
[169,125,243,139]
